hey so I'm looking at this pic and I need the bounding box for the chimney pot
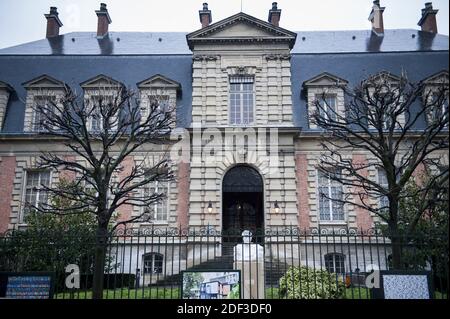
[44,6,63,38]
[268,2,282,27]
[199,3,212,28]
[368,0,385,36]
[418,2,439,33]
[96,3,112,38]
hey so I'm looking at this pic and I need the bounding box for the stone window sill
[318,221,348,226]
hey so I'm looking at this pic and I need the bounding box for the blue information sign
[0,272,55,299]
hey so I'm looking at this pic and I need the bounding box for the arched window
[324,253,345,274]
[143,253,163,274]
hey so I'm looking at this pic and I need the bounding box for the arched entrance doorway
[222,165,264,236]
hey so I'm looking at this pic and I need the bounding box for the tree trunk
[389,222,403,270]
[92,223,108,299]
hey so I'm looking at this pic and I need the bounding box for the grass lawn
[433,291,448,299]
[345,287,371,299]
[55,287,180,299]
[264,287,371,299]
[56,286,447,300]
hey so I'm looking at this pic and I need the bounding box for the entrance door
[222,165,264,246]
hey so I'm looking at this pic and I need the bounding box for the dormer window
[422,70,449,129]
[33,96,56,132]
[137,74,180,128]
[22,75,66,133]
[229,75,255,125]
[303,72,348,130]
[429,92,449,127]
[316,94,337,122]
[364,72,404,131]
[150,95,170,111]
[85,95,116,133]
[0,81,13,132]
[80,75,124,133]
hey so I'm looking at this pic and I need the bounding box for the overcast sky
[0,0,448,49]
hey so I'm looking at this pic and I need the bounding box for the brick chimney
[368,0,385,36]
[199,3,212,28]
[418,2,439,33]
[268,2,281,27]
[96,3,112,38]
[44,7,63,38]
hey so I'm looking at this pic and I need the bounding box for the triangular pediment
[187,12,297,50]
[303,72,348,87]
[22,74,65,89]
[422,70,449,84]
[368,71,402,84]
[80,74,122,88]
[0,80,13,92]
[208,22,276,38]
[137,74,181,90]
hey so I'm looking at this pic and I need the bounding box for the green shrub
[279,266,345,299]
[265,287,281,299]
[227,284,240,299]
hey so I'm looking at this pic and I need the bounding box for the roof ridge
[0,29,447,55]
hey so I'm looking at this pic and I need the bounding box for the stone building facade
[0,2,448,235]
[0,2,448,281]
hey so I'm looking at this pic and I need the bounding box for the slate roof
[0,55,193,131]
[0,29,448,133]
[0,29,448,55]
[291,51,449,130]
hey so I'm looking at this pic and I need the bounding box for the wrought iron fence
[0,227,448,299]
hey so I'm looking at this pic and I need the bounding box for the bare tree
[311,71,449,269]
[29,82,175,298]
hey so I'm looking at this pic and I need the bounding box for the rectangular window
[378,168,389,211]
[86,96,116,132]
[318,170,344,221]
[143,253,163,274]
[143,181,168,222]
[229,76,254,125]
[325,253,346,274]
[22,171,51,221]
[33,96,55,132]
[149,95,170,122]
[149,95,170,111]
[316,94,337,122]
[368,90,403,130]
[82,175,114,207]
[379,92,394,130]
[430,92,449,127]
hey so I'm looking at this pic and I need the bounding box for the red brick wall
[97,16,110,37]
[176,162,190,229]
[46,18,60,38]
[59,156,76,181]
[412,162,427,186]
[421,15,438,33]
[0,156,16,234]
[295,154,311,230]
[200,14,211,28]
[116,156,134,224]
[352,154,374,231]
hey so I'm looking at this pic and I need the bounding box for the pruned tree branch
[311,71,449,247]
